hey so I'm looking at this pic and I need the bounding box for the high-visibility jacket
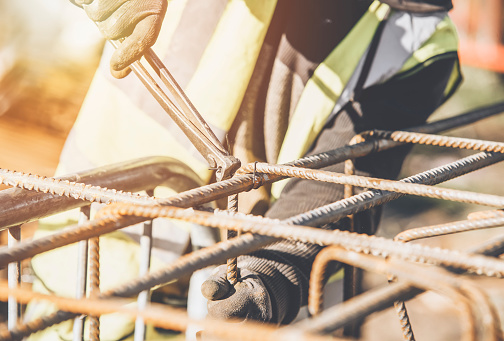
[27,1,461,340]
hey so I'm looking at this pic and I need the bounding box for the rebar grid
[1,151,504,339]
[2,105,504,340]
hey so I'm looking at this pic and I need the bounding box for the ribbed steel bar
[305,246,501,341]
[226,194,239,285]
[165,103,504,208]
[391,213,504,340]
[374,129,504,153]
[95,204,504,279]
[0,157,201,229]
[2,105,504,338]
[285,152,504,228]
[240,162,504,208]
[5,196,504,336]
[237,102,504,178]
[394,300,415,341]
[0,169,156,206]
[88,235,100,341]
[395,216,504,243]
[341,134,365,338]
[0,281,339,341]
[467,209,504,220]
[1,102,502,232]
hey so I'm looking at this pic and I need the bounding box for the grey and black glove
[201,247,311,325]
[201,266,273,322]
[70,0,167,78]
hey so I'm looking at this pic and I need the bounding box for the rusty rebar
[297,229,504,339]
[2,103,504,338]
[239,162,504,209]
[134,190,154,341]
[285,151,504,228]
[226,194,239,285]
[467,209,504,220]
[95,204,504,279]
[2,102,502,232]
[88,236,100,341]
[306,246,501,341]
[0,282,339,341]
[391,214,504,341]
[394,300,415,341]
[0,157,202,229]
[0,169,156,206]
[394,216,504,243]
[374,130,504,153]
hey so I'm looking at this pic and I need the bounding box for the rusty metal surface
[226,194,239,285]
[0,156,201,229]
[1,104,504,340]
[0,281,340,341]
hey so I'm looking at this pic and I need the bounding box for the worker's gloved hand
[70,0,167,78]
[201,265,273,322]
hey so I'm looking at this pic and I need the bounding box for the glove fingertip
[110,47,138,73]
[201,277,230,300]
[110,65,132,79]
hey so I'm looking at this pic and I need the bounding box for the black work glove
[201,265,273,322]
[70,0,167,78]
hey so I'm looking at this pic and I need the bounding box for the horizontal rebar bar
[395,216,504,243]
[285,152,504,228]
[0,157,201,229]
[374,129,504,152]
[0,281,339,341]
[241,162,504,208]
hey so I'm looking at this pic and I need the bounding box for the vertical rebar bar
[134,190,154,341]
[7,225,21,330]
[88,234,100,341]
[226,194,239,285]
[342,135,364,339]
[73,206,91,341]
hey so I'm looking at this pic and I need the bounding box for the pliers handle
[111,41,241,181]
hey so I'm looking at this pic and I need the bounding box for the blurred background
[1,0,504,340]
[0,1,102,177]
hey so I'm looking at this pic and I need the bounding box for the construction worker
[26,0,461,339]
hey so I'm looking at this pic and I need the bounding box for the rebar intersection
[1,104,504,340]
